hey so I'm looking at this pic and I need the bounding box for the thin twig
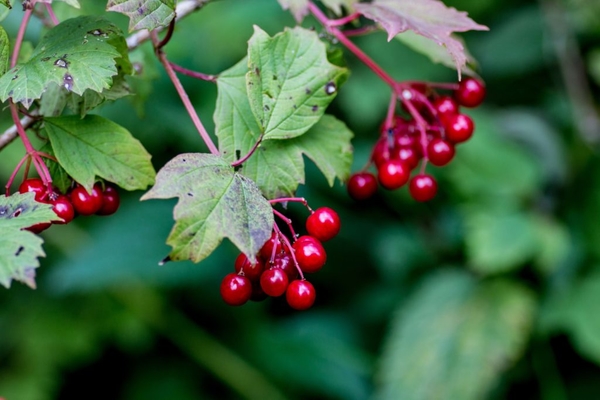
[0,113,36,150]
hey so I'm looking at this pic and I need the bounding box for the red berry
[234,253,264,281]
[306,207,340,242]
[444,113,474,144]
[259,231,286,260]
[427,139,455,167]
[455,77,486,108]
[220,273,252,306]
[371,137,390,168]
[70,184,104,215]
[51,195,75,224]
[293,235,326,273]
[19,178,47,201]
[347,172,377,201]
[433,96,459,124]
[260,268,289,297]
[390,146,420,170]
[409,174,438,202]
[97,184,120,216]
[271,253,299,281]
[286,280,316,310]
[377,160,410,190]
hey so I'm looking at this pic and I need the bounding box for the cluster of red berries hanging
[220,206,340,311]
[347,77,486,202]
[18,178,120,233]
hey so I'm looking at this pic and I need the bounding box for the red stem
[152,34,219,156]
[268,197,311,212]
[5,154,29,195]
[44,3,59,26]
[11,7,34,68]
[231,134,263,168]
[272,209,298,240]
[272,223,305,280]
[170,62,217,82]
[326,12,361,27]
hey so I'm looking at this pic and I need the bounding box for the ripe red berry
[234,253,265,281]
[347,172,377,201]
[271,253,299,280]
[293,235,326,273]
[220,273,252,306]
[433,96,459,124]
[444,113,474,144]
[51,194,75,224]
[306,207,340,242]
[371,138,390,168]
[19,178,47,201]
[70,184,104,215]
[427,138,455,167]
[260,268,289,297]
[377,159,410,190]
[409,174,438,202]
[286,280,316,310]
[259,231,286,260]
[390,146,420,170]
[96,184,120,216]
[455,77,486,108]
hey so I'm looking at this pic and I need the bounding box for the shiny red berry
[455,77,486,108]
[390,146,420,170]
[377,160,410,190]
[293,235,326,273]
[444,113,474,144]
[347,172,377,201]
[259,231,286,260]
[19,178,47,202]
[271,253,299,280]
[306,207,340,242]
[51,195,75,224]
[371,138,390,168]
[409,174,438,202]
[286,280,316,310]
[433,96,459,124]
[220,273,252,306]
[260,268,289,297]
[234,253,264,281]
[427,139,455,167]
[70,184,104,215]
[97,184,120,216]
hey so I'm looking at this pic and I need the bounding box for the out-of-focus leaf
[106,0,175,32]
[0,26,8,75]
[532,215,570,276]
[355,0,487,75]
[277,0,308,22]
[588,48,600,87]
[375,270,536,400]
[321,0,358,15]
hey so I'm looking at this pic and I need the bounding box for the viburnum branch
[325,12,361,27]
[400,93,430,160]
[383,91,397,132]
[5,154,29,195]
[271,222,305,280]
[151,32,220,156]
[170,62,218,82]
[11,4,34,68]
[231,134,263,168]
[272,209,298,240]
[268,197,311,211]
[44,3,59,26]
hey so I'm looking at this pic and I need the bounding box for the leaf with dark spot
[106,0,176,32]
[141,153,273,263]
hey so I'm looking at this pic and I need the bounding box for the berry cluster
[18,178,120,233]
[347,77,486,202]
[220,207,341,310]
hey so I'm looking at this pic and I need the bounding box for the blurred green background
[2,0,600,399]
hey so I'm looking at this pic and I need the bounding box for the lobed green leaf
[141,153,274,264]
[44,114,156,192]
[106,0,175,32]
[246,26,349,140]
[0,16,128,108]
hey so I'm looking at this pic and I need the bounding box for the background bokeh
[1,0,600,399]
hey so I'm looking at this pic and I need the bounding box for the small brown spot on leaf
[15,246,24,256]
[311,105,318,112]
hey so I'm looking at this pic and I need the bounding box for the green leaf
[0,193,57,289]
[246,26,349,140]
[106,0,175,32]
[0,26,8,76]
[375,270,536,400]
[0,16,127,108]
[216,58,353,199]
[395,30,477,76]
[464,208,539,275]
[40,143,72,194]
[44,114,156,192]
[140,153,274,264]
[0,0,10,9]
